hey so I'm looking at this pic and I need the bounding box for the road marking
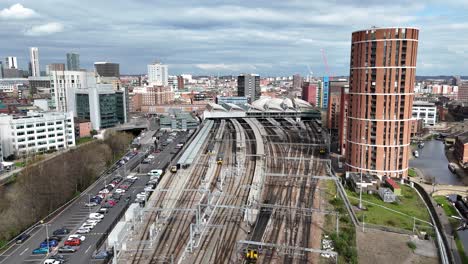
[19,248,29,256]
[85,245,92,254]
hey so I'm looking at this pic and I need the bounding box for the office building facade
[66,53,80,71]
[50,70,93,112]
[0,111,75,158]
[94,62,120,78]
[29,47,40,77]
[148,62,168,86]
[301,82,317,106]
[237,74,260,103]
[46,63,65,75]
[292,74,303,90]
[346,27,419,178]
[5,57,17,69]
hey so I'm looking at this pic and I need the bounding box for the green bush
[407,241,417,251]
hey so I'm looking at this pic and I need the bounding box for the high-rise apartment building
[292,74,303,90]
[29,47,40,77]
[177,76,185,90]
[5,57,17,69]
[66,53,80,71]
[339,86,350,155]
[50,70,93,112]
[346,27,419,178]
[237,74,260,103]
[148,62,168,86]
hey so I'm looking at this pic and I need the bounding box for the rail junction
[115,116,341,264]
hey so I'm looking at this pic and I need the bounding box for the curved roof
[251,97,270,110]
[207,103,227,112]
[224,103,244,111]
[265,98,284,111]
[283,98,294,109]
[293,98,313,108]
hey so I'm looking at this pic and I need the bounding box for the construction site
[114,117,343,264]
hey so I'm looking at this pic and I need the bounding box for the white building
[147,62,168,86]
[50,70,94,112]
[412,101,437,126]
[29,47,40,77]
[5,56,17,69]
[168,75,178,91]
[0,111,75,158]
[0,78,28,93]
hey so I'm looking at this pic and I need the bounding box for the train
[216,153,224,165]
[207,142,215,154]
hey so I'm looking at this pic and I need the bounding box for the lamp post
[40,220,50,255]
[359,137,365,209]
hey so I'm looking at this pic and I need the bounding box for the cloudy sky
[0,0,467,76]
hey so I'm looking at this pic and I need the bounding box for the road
[0,129,191,264]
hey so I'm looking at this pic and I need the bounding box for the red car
[64,238,81,246]
[107,200,117,206]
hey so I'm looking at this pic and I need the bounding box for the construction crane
[306,65,313,82]
[321,48,334,81]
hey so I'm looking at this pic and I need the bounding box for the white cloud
[25,22,64,36]
[0,3,37,20]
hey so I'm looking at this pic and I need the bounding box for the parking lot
[0,129,193,264]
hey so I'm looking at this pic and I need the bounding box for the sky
[0,0,467,76]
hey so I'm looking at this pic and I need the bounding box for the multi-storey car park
[115,104,343,263]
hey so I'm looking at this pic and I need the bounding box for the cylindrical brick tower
[346,27,419,178]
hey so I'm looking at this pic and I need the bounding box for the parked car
[98,208,109,214]
[43,259,61,264]
[107,200,117,206]
[40,239,58,248]
[89,213,104,219]
[144,186,154,192]
[49,236,62,242]
[32,247,49,254]
[85,202,98,207]
[58,246,77,253]
[64,238,81,246]
[68,234,86,241]
[16,233,30,244]
[52,228,70,236]
[115,188,126,194]
[49,254,66,263]
[76,228,91,234]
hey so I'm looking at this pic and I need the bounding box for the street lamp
[40,220,50,255]
[359,137,365,209]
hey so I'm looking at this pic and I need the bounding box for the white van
[148,169,163,177]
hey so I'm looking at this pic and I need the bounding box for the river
[409,140,463,185]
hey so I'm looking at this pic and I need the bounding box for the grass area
[433,196,459,219]
[14,161,25,167]
[346,185,431,231]
[408,168,417,177]
[455,232,468,264]
[76,137,94,145]
[433,196,468,261]
[323,180,358,264]
[0,240,6,249]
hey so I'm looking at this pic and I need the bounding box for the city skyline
[0,1,466,76]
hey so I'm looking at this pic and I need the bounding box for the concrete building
[0,111,75,158]
[459,83,468,102]
[0,61,3,79]
[46,63,65,75]
[339,86,350,155]
[292,74,303,90]
[148,62,168,86]
[2,68,21,78]
[168,76,178,91]
[95,62,120,78]
[66,53,80,71]
[0,78,28,93]
[28,76,50,94]
[159,111,199,131]
[177,76,185,90]
[412,101,437,126]
[5,57,17,69]
[50,70,93,112]
[346,27,419,178]
[141,86,173,106]
[455,131,468,168]
[75,119,92,138]
[327,80,349,130]
[301,82,317,106]
[237,74,260,103]
[75,83,128,130]
[29,47,40,77]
